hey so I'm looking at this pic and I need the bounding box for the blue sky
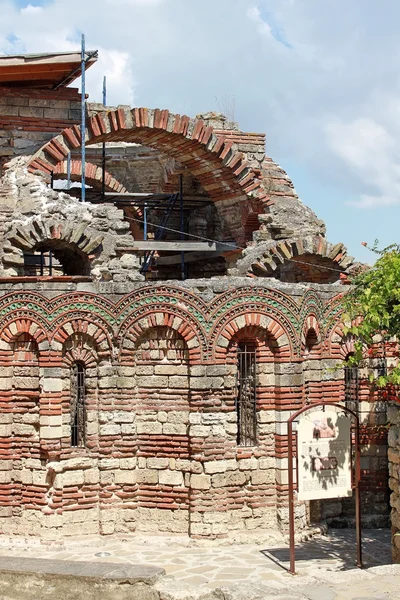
[1,0,400,263]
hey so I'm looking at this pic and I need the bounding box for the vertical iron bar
[49,250,53,276]
[101,75,107,201]
[180,174,185,280]
[288,418,296,575]
[81,33,86,203]
[144,203,148,240]
[66,152,71,190]
[50,171,54,189]
[355,415,363,568]
[40,252,44,276]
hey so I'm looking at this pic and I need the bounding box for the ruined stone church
[0,51,389,539]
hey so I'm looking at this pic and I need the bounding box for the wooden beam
[119,241,237,252]
[156,251,225,265]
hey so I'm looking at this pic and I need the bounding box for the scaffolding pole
[81,33,86,203]
[101,76,107,200]
[66,152,71,189]
[180,174,185,280]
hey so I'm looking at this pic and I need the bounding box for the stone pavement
[0,528,397,599]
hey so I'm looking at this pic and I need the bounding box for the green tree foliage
[343,242,400,391]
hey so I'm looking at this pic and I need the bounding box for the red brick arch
[119,310,203,363]
[213,312,292,361]
[52,318,112,360]
[52,159,127,193]
[27,108,267,208]
[0,317,49,349]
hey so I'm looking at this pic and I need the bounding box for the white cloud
[1,0,400,229]
[20,4,43,15]
[247,5,272,38]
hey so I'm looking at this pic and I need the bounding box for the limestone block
[0,378,12,391]
[84,468,99,484]
[162,423,187,435]
[20,469,33,485]
[258,410,275,424]
[168,376,190,388]
[121,423,136,435]
[137,376,168,388]
[147,458,169,469]
[190,365,206,376]
[159,470,184,486]
[40,425,62,439]
[135,365,154,376]
[32,471,47,486]
[117,377,137,389]
[100,423,121,436]
[100,471,114,485]
[136,469,158,484]
[204,460,228,474]
[114,470,137,485]
[189,425,212,438]
[251,469,274,485]
[190,474,211,490]
[190,522,212,535]
[189,413,202,425]
[99,458,119,470]
[0,424,12,437]
[0,471,11,483]
[120,458,137,469]
[13,424,37,437]
[206,365,229,377]
[155,365,188,376]
[114,412,135,423]
[41,378,63,392]
[98,376,118,389]
[259,457,275,470]
[238,456,258,471]
[62,470,85,486]
[0,414,12,424]
[137,421,163,435]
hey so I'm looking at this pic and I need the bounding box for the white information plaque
[297,405,352,501]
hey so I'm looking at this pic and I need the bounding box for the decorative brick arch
[27,108,268,243]
[6,217,103,267]
[119,310,203,363]
[0,317,49,350]
[243,236,354,280]
[213,312,291,361]
[62,333,99,369]
[52,318,112,361]
[52,159,127,193]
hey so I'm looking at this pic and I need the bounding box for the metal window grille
[23,250,64,276]
[71,362,86,447]
[344,364,359,413]
[236,343,257,446]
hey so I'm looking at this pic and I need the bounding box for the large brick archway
[27,108,269,244]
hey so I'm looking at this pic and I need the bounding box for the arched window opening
[305,328,319,355]
[24,241,90,276]
[236,342,257,446]
[71,361,86,447]
[344,353,359,412]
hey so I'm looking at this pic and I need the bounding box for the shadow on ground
[261,528,392,572]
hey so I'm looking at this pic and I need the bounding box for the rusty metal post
[354,415,363,568]
[288,417,296,575]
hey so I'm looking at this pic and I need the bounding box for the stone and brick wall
[0,86,81,169]
[0,86,387,543]
[0,278,389,539]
